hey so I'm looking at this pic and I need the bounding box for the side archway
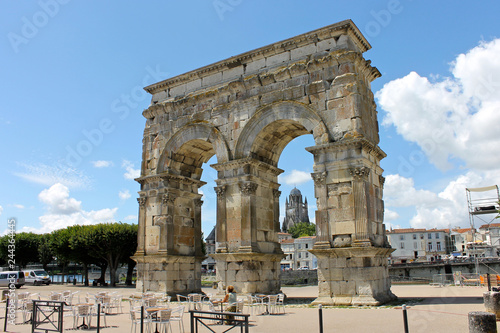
[157,122,230,178]
[234,101,329,166]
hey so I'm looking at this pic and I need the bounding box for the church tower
[282,187,310,232]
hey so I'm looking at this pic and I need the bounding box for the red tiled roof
[479,223,500,229]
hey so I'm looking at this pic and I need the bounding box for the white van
[24,270,51,285]
[0,271,25,289]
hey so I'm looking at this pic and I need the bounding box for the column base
[211,252,284,295]
[310,246,396,306]
[132,253,204,296]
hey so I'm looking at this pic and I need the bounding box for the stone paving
[2,283,496,332]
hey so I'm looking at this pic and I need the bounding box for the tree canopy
[288,222,316,238]
[0,222,138,286]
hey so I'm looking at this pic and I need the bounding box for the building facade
[387,228,453,262]
[278,233,317,270]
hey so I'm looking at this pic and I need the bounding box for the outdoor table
[145,307,169,333]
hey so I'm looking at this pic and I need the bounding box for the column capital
[311,171,327,186]
[350,166,370,180]
[239,182,258,195]
[214,185,227,199]
[137,197,146,207]
[273,189,281,199]
[194,198,204,207]
[162,193,176,204]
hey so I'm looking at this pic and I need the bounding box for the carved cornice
[239,182,258,195]
[135,174,169,185]
[211,157,283,176]
[144,20,370,95]
[305,138,386,161]
[350,166,370,180]
[214,185,227,199]
[311,171,327,186]
[136,173,206,188]
[194,198,204,207]
[273,189,282,199]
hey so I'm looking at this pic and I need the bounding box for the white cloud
[13,204,24,209]
[0,205,3,216]
[377,38,500,171]
[119,189,131,200]
[123,215,137,221]
[92,160,113,168]
[14,162,91,189]
[122,160,140,180]
[384,209,400,222]
[39,183,81,214]
[37,183,117,233]
[280,170,312,186]
[384,171,500,230]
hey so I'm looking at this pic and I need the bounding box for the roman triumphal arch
[133,20,396,305]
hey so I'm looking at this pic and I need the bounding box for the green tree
[38,233,54,271]
[12,232,40,268]
[83,222,138,286]
[289,222,316,238]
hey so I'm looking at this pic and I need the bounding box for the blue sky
[1,1,500,237]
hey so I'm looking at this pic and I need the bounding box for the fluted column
[136,197,147,254]
[350,167,371,246]
[273,189,281,233]
[215,185,227,253]
[239,181,258,252]
[312,171,330,248]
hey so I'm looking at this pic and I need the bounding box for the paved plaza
[2,283,494,332]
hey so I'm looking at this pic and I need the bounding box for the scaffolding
[466,185,500,275]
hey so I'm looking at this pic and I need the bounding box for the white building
[279,234,317,270]
[387,228,452,262]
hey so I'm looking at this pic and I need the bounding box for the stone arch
[157,122,230,178]
[235,101,329,166]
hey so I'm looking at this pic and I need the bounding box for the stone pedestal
[211,253,284,295]
[468,311,497,333]
[133,253,204,296]
[310,247,396,306]
[483,291,500,318]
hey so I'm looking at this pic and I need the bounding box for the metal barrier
[431,273,481,287]
[32,300,65,333]
[189,309,249,333]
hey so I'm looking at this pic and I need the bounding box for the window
[428,233,432,239]
[413,234,417,240]
[400,235,405,240]
[305,244,309,249]
[435,233,440,239]
[437,242,441,251]
[400,242,405,249]
[298,253,302,259]
[414,242,417,249]
[428,242,433,251]
[305,252,309,258]
[298,244,301,249]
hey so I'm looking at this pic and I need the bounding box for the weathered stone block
[291,43,317,60]
[266,52,290,67]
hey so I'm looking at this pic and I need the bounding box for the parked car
[24,270,51,285]
[0,271,25,289]
[297,266,309,270]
